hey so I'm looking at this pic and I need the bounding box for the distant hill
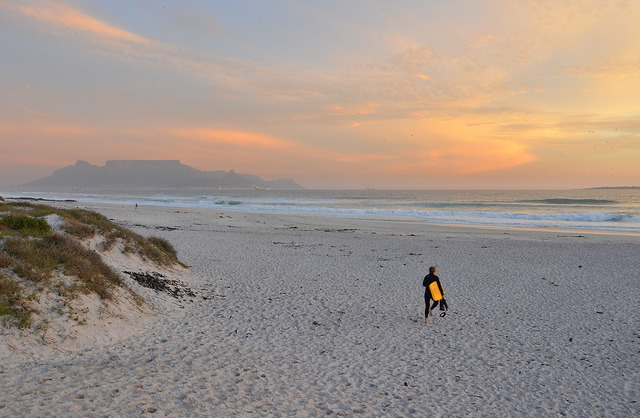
[585,186,639,190]
[17,160,304,190]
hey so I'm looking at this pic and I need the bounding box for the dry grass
[3,234,122,299]
[0,271,33,329]
[2,202,180,263]
[0,201,184,329]
[62,217,96,239]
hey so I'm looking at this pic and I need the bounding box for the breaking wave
[3,189,638,233]
[518,198,618,205]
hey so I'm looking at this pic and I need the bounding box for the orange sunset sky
[0,0,638,189]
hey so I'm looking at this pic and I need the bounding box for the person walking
[423,266,446,323]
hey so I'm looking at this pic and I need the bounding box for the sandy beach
[2,202,639,417]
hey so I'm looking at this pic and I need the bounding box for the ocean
[4,188,639,234]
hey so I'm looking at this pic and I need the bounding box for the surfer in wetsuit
[423,266,444,323]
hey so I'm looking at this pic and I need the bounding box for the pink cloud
[4,0,150,45]
[171,128,297,151]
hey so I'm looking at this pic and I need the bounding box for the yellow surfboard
[429,281,443,301]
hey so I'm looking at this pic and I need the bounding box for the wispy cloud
[172,128,297,152]
[2,0,150,45]
[0,120,91,138]
[0,0,257,92]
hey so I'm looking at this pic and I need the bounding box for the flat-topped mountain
[18,160,304,190]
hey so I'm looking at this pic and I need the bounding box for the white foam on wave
[3,191,639,233]
[218,203,640,232]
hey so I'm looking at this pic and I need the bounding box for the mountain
[18,160,304,190]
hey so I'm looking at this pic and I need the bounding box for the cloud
[160,3,226,39]
[7,0,631,129]
[392,44,434,82]
[0,1,518,122]
[169,126,381,162]
[171,128,297,152]
[0,0,254,92]
[2,0,150,45]
[0,121,91,138]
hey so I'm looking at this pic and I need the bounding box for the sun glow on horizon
[0,0,637,189]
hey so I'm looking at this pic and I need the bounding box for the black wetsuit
[423,273,444,318]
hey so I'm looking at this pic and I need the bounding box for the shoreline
[3,188,639,236]
[43,199,640,243]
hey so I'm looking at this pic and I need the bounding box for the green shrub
[1,214,51,236]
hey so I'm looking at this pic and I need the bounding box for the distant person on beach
[423,266,446,323]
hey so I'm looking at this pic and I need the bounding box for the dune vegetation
[0,198,181,330]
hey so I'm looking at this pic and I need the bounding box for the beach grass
[0,200,183,329]
[0,270,33,329]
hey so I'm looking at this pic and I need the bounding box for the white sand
[1,202,639,417]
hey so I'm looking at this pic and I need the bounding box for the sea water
[3,188,639,234]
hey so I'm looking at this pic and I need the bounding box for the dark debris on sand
[123,271,196,299]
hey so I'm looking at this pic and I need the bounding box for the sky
[0,0,638,189]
